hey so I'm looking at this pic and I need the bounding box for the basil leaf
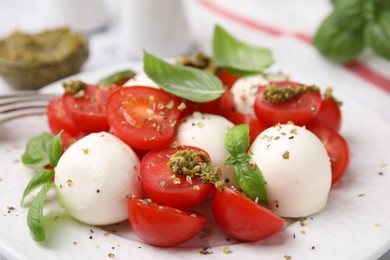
[21,169,54,206]
[224,124,267,203]
[27,182,54,241]
[224,124,250,157]
[313,11,365,63]
[143,51,224,102]
[212,25,273,75]
[364,9,390,60]
[97,69,136,86]
[21,133,54,169]
[48,133,63,167]
[233,160,268,204]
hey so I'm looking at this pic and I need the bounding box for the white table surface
[0,0,389,259]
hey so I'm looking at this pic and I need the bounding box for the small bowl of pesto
[0,27,88,90]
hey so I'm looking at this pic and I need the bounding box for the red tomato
[59,130,86,151]
[181,89,234,118]
[140,146,213,209]
[307,125,350,184]
[62,84,117,133]
[128,199,205,247]
[212,187,285,241]
[217,69,239,88]
[254,81,322,127]
[47,98,86,150]
[106,86,181,150]
[228,111,267,145]
[308,98,342,132]
[47,98,82,135]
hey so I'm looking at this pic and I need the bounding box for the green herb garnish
[313,0,390,63]
[144,51,224,102]
[212,25,274,76]
[21,169,55,206]
[21,132,64,241]
[97,69,136,86]
[21,133,56,169]
[27,182,55,241]
[224,124,268,203]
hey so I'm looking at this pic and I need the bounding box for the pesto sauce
[0,28,85,64]
[175,52,218,75]
[263,84,320,104]
[167,150,225,190]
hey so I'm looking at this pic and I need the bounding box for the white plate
[1,60,390,260]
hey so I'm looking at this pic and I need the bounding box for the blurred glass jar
[119,0,193,59]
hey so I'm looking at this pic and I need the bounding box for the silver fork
[0,91,59,124]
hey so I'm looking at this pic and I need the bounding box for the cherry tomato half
[128,199,205,247]
[212,187,285,241]
[227,111,267,145]
[254,81,322,127]
[217,69,239,88]
[106,86,181,150]
[308,98,342,132]
[140,145,213,209]
[47,98,82,135]
[181,89,234,118]
[62,84,118,133]
[307,125,350,184]
[47,98,86,150]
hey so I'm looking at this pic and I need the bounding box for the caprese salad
[20,25,350,248]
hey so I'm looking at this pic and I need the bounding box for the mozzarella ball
[123,73,159,88]
[231,75,269,118]
[55,132,143,225]
[249,124,331,217]
[231,73,289,118]
[175,112,237,187]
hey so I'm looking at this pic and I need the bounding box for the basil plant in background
[313,0,390,63]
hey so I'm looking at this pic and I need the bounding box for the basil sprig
[21,132,63,241]
[144,51,224,102]
[224,124,268,204]
[212,25,274,76]
[313,0,390,63]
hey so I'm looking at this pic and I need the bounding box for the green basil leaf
[143,51,224,102]
[27,182,54,241]
[233,160,268,204]
[48,133,63,167]
[21,169,54,206]
[97,69,136,86]
[364,9,390,60]
[313,12,365,63]
[224,124,250,157]
[21,133,54,169]
[212,25,273,75]
[224,124,267,203]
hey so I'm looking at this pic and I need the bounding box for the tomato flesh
[140,145,213,209]
[106,86,181,150]
[308,98,342,132]
[181,88,234,118]
[47,98,86,150]
[212,187,285,241]
[128,199,205,247]
[254,81,322,127]
[217,69,239,88]
[62,84,117,133]
[307,125,350,184]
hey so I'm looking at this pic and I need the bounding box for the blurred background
[0,0,389,258]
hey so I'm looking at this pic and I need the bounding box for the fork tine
[0,91,59,124]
